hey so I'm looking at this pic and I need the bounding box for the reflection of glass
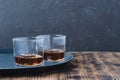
[13,37,44,66]
[37,34,66,62]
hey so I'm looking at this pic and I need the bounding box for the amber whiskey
[43,49,64,61]
[15,54,43,66]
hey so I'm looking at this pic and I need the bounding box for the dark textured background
[0,0,120,51]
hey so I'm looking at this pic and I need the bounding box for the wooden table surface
[0,52,120,80]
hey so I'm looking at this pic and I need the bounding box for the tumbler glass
[13,37,44,66]
[37,34,66,62]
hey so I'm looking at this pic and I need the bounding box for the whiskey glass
[13,37,44,66]
[37,34,66,62]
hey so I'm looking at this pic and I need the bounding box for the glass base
[45,58,65,63]
[15,62,44,68]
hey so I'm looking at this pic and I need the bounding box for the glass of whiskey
[37,34,66,62]
[13,37,44,66]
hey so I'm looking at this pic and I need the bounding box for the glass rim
[36,34,50,38]
[37,34,66,37]
[13,37,44,41]
[52,34,66,37]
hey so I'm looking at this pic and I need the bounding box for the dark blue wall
[0,0,120,51]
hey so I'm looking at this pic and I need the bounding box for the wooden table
[0,52,120,80]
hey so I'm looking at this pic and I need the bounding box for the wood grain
[0,52,120,80]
